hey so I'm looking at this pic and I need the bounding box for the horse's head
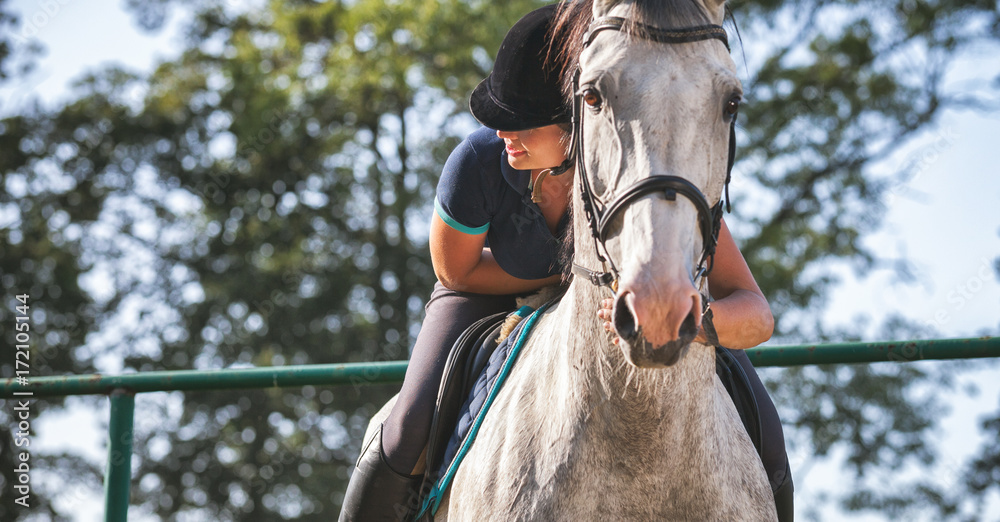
[564,0,739,367]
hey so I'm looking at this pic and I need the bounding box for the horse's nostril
[678,311,698,341]
[613,292,640,343]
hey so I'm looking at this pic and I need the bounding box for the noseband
[565,16,737,292]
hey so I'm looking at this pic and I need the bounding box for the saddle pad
[423,310,511,484]
[416,304,548,519]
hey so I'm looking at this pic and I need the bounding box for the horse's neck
[493,283,764,520]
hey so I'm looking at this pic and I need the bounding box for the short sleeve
[435,128,502,235]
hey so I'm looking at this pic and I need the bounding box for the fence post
[105,389,135,522]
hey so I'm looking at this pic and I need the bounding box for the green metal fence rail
[1,336,997,521]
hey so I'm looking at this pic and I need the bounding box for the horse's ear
[701,0,728,22]
[592,0,617,18]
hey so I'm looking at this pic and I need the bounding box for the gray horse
[378,0,776,519]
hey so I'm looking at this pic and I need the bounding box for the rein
[561,16,737,296]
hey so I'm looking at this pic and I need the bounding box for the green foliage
[2,0,543,519]
[0,0,997,519]
[0,0,13,81]
[966,410,1000,518]
[731,1,999,518]
[734,0,998,332]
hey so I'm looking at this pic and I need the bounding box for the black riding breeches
[381,282,518,474]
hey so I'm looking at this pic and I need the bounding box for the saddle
[415,305,765,519]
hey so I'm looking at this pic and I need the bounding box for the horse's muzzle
[613,291,699,367]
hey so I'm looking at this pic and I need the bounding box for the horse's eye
[582,88,603,109]
[723,95,741,118]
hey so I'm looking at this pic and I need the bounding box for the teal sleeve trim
[435,197,489,235]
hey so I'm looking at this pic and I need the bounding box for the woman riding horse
[339,4,792,520]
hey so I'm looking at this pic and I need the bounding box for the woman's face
[497,124,568,171]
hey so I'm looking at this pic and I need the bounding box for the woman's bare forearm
[438,248,561,295]
[700,289,773,349]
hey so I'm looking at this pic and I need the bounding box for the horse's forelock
[548,0,715,109]
[625,0,713,29]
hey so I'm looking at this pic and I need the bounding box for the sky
[2,0,998,520]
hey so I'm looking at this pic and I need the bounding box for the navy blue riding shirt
[435,126,568,280]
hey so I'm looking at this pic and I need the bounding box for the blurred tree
[0,0,13,80]
[0,0,998,520]
[0,0,107,518]
[2,0,544,519]
[729,0,999,518]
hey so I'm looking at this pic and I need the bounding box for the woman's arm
[430,213,561,295]
[697,218,774,349]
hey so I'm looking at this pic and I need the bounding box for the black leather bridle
[562,16,737,294]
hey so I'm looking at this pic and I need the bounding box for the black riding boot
[339,424,422,522]
[773,463,794,522]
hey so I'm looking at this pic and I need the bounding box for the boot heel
[339,424,423,522]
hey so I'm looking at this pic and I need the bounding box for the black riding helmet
[470,4,571,132]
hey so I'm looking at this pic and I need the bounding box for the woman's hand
[596,298,619,345]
